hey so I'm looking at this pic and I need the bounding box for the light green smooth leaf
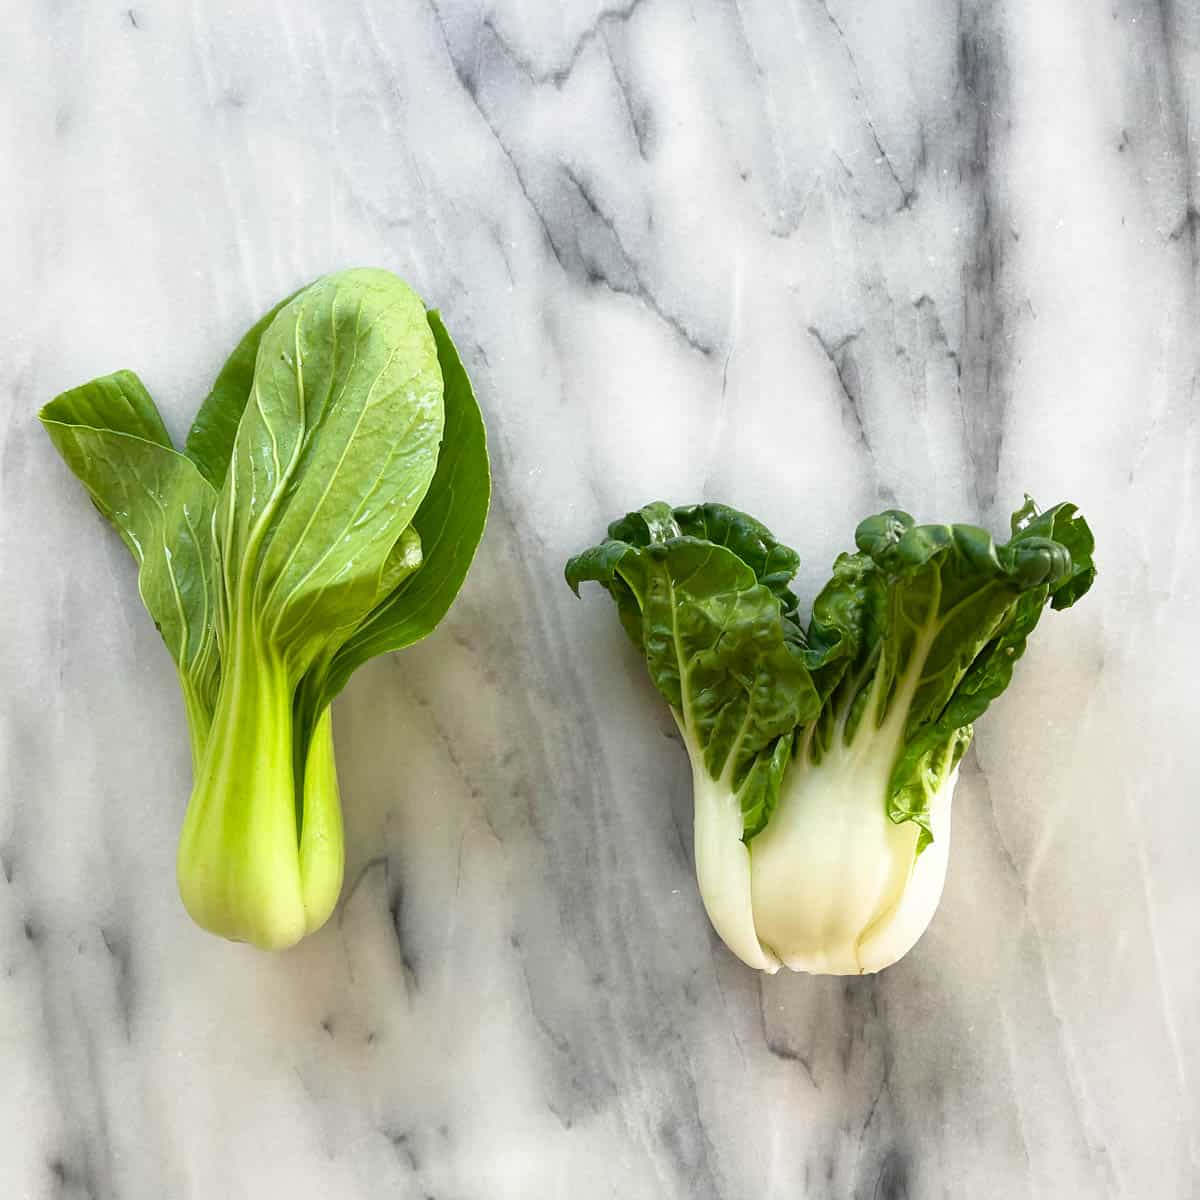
[185,289,303,488]
[218,269,444,671]
[45,369,174,448]
[40,375,221,731]
[318,310,491,702]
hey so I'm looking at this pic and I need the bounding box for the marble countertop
[2,2,1197,1197]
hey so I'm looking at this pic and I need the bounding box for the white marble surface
[1,1,1198,1196]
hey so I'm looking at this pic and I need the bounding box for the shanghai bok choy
[41,269,490,949]
[566,499,1094,975]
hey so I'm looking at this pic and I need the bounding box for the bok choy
[41,269,490,949]
[566,499,1094,974]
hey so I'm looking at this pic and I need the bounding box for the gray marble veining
[1,1,1198,1197]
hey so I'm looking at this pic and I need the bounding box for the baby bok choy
[41,269,490,949]
[566,499,1094,974]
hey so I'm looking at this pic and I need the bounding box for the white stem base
[746,735,955,974]
[692,764,782,973]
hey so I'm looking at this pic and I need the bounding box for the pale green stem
[179,677,212,775]
[297,705,344,934]
[177,618,309,950]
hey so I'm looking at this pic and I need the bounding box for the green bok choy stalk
[41,269,490,949]
[566,499,1095,974]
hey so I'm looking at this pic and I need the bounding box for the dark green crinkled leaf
[888,724,972,853]
[575,499,809,649]
[565,505,821,837]
[567,494,1095,850]
[844,498,1096,843]
[602,501,802,614]
[676,574,820,794]
[735,730,796,841]
[565,539,646,650]
[802,550,879,759]
[1011,497,1097,611]
[671,503,802,618]
[607,501,681,547]
[849,512,1072,740]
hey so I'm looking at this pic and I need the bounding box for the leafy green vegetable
[184,288,302,489]
[41,269,491,949]
[41,372,221,763]
[566,497,1095,974]
[313,311,493,703]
